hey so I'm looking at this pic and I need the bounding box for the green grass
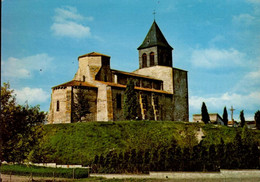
[0,164,88,178]
[33,120,260,165]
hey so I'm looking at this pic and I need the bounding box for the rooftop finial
[153,10,156,20]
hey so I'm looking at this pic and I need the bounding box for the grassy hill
[33,121,260,166]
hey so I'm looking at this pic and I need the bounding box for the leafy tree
[72,87,90,122]
[1,83,46,163]
[129,149,137,172]
[208,145,217,171]
[217,138,225,169]
[240,110,246,127]
[222,106,228,126]
[255,110,260,130]
[201,102,210,124]
[182,147,191,171]
[143,149,150,172]
[241,124,253,145]
[123,79,141,120]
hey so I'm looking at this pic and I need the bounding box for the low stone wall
[31,163,89,169]
[91,170,260,179]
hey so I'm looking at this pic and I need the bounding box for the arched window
[56,100,60,111]
[83,75,86,82]
[142,53,147,68]
[116,93,122,109]
[150,52,154,66]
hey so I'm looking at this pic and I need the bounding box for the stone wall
[133,66,174,93]
[172,68,189,121]
[49,87,72,124]
[112,88,125,121]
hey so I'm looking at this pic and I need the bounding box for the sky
[1,0,260,122]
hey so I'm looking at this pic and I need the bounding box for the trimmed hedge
[0,164,88,179]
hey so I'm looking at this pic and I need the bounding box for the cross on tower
[229,106,235,121]
[153,10,156,20]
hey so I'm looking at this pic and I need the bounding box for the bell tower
[137,21,173,69]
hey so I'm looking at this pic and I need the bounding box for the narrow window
[116,93,122,109]
[56,100,60,111]
[83,75,86,82]
[150,52,154,66]
[142,53,147,68]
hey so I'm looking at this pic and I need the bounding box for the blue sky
[2,0,260,121]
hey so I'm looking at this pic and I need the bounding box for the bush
[0,164,88,179]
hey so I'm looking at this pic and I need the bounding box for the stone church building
[48,21,189,124]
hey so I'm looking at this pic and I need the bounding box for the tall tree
[201,102,210,124]
[72,86,90,122]
[123,79,141,120]
[255,110,260,130]
[1,83,46,163]
[240,110,245,127]
[222,106,228,126]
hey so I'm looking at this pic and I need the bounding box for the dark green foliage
[222,107,228,126]
[123,79,141,120]
[0,164,88,178]
[72,87,90,122]
[1,83,46,163]
[255,110,260,130]
[92,131,259,173]
[240,110,246,127]
[201,102,210,124]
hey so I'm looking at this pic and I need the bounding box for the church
[48,21,189,124]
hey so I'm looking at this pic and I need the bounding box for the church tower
[138,21,173,69]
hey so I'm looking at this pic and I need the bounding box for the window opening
[150,52,154,66]
[56,100,60,111]
[116,93,122,109]
[142,53,147,68]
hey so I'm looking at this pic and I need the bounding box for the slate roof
[78,52,110,59]
[138,21,173,50]
[52,80,97,89]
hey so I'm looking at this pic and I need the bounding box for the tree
[123,79,141,120]
[1,83,46,163]
[201,102,210,124]
[222,106,228,126]
[72,86,90,122]
[255,110,260,130]
[240,110,245,127]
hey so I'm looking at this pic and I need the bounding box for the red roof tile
[52,80,97,89]
[97,81,171,94]
[78,52,110,59]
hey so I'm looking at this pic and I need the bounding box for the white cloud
[189,91,260,121]
[233,14,255,26]
[233,66,260,93]
[51,6,92,38]
[190,48,245,68]
[247,0,260,4]
[51,22,91,38]
[14,87,50,105]
[190,92,260,111]
[2,54,54,79]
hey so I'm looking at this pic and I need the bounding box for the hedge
[0,164,88,179]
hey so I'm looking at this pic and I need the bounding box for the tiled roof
[138,21,173,50]
[78,52,110,59]
[52,80,97,89]
[97,81,171,95]
[111,69,162,81]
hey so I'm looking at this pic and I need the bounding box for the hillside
[32,121,260,165]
